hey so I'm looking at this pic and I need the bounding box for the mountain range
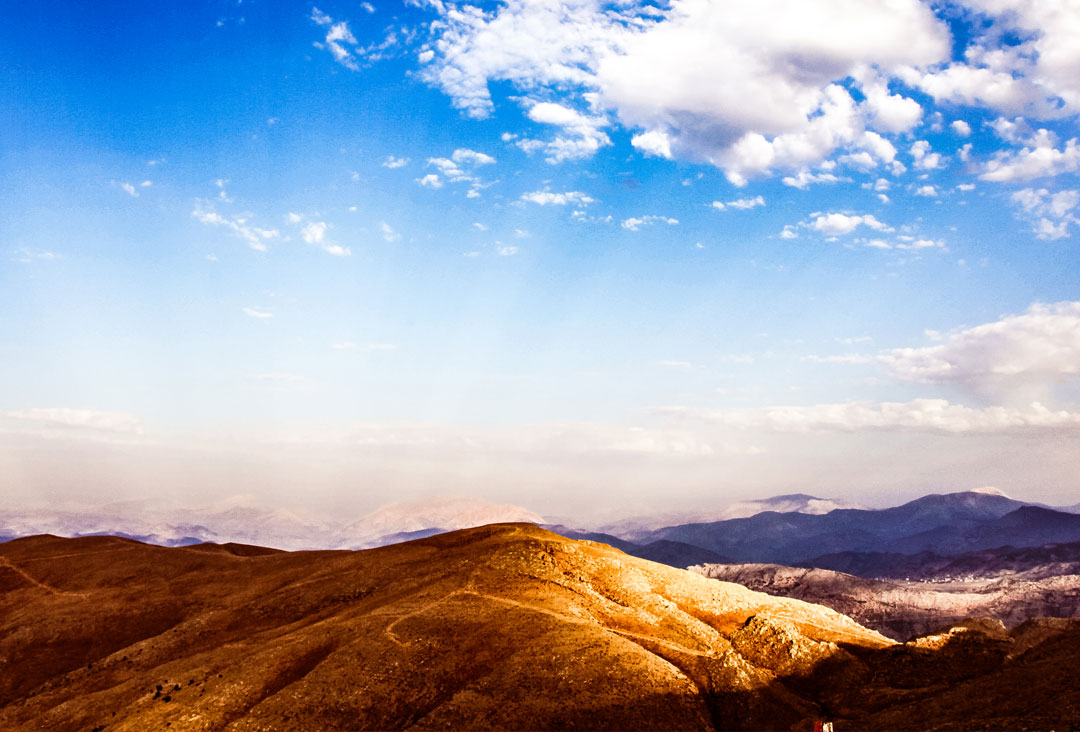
[623,491,1080,568]
[0,496,543,551]
[7,490,1080,579]
[4,524,1080,730]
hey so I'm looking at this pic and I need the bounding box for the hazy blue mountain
[643,491,1043,564]
[803,539,1080,580]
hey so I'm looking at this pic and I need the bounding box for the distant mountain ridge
[5,490,1079,569]
[0,497,543,551]
[639,491,1080,566]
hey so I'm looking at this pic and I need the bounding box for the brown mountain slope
[2,525,1079,731]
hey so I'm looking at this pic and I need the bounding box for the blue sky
[2,0,1080,519]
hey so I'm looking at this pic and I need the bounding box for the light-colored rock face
[692,562,1080,641]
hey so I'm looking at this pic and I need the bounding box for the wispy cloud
[243,307,273,319]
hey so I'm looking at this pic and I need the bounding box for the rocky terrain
[692,562,1080,641]
[3,524,1080,730]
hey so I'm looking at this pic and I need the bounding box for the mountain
[643,491,1054,565]
[0,496,544,551]
[4,525,1080,731]
[338,496,544,548]
[885,505,1080,556]
[804,539,1080,580]
[593,493,862,541]
[547,525,731,566]
[692,562,1080,641]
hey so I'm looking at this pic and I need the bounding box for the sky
[2,0,1079,521]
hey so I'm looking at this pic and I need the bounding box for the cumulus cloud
[621,215,678,231]
[285,214,350,256]
[809,212,890,235]
[525,101,610,163]
[417,0,949,182]
[382,155,409,168]
[911,2,1080,119]
[910,140,942,170]
[880,301,1080,402]
[520,190,595,206]
[981,131,1080,181]
[1009,188,1080,240]
[712,196,765,211]
[782,170,841,189]
[422,149,496,195]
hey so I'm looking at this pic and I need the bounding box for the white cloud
[451,148,496,166]
[0,408,145,435]
[880,301,1080,401]
[712,195,765,211]
[10,248,60,263]
[621,215,678,231]
[520,190,595,206]
[422,149,496,194]
[951,119,972,137]
[418,0,949,182]
[1010,188,1080,240]
[631,130,673,158]
[526,101,610,163]
[912,2,1080,118]
[380,221,401,243]
[382,155,409,168]
[910,140,942,170]
[311,7,398,71]
[291,217,351,256]
[662,399,1080,434]
[497,245,519,256]
[895,238,944,250]
[243,307,273,319]
[119,182,139,197]
[861,78,923,133]
[915,185,937,197]
[192,201,280,252]
[313,9,360,71]
[809,212,889,235]
[981,131,1080,182]
[782,170,840,189]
